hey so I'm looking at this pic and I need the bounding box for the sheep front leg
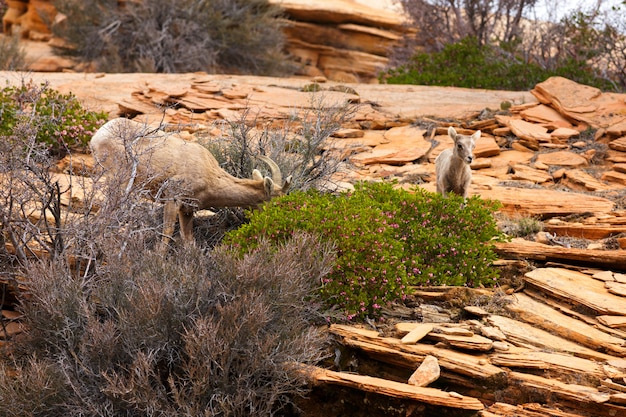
[159,200,179,252]
[178,208,195,243]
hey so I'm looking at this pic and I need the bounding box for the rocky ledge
[2,70,626,416]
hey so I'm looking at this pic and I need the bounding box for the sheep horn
[257,155,283,185]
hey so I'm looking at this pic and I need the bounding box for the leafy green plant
[226,181,506,320]
[382,36,618,91]
[0,81,107,155]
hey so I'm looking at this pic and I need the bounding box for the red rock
[550,127,580,140]
[489,150,534,169]
[332,128,365,138]
[408,355,440,387]
[563,169,614,192]
[510,164,552,184]
[520,104,573,128]
[508,119,552,143]
[350,125,429,165]
[609,137,626,152]
[535,151,588,167]
[532,76,626,129]
[601,170,626,186]
[474,135,501,158]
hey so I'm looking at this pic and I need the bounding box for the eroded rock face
[273,0,407,82]
[4,0,406,82]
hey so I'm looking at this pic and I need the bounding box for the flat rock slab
[506,292,626,354]
[496,238,626,271]
[508,118,552,142]
[351,126,429,164]
[486,314,613,361]
[301,364,485,411]
[532,76,626,129]
[524,267,626,316]
[0,72,535,122]
[474,186,614,217]
[535,150,588,167]
[520,103,574,127]
[563,169,616,192]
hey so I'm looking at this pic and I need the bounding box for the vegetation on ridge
[227,181,506,321]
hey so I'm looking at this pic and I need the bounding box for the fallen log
[495,238,626,271]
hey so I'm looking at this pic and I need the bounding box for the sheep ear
[471,130,481,141]
[252,169,263,181]
[448,126,457,141]
[282,175,292,193]
[263,177,274,196]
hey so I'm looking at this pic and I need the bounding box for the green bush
[382,36,617,91]
[226,181,506,320]
[0,81,107,155]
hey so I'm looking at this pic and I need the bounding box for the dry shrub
[0,34,27,70]
[52,0,292,75]
[0,105,335,415]
[2,233,333,416]
[204,94,358,194]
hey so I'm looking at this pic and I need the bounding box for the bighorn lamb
[435,126,481,198]
[90,117,290,244]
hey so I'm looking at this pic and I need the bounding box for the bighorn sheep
[90,117,290,245]
[435,126,481,198]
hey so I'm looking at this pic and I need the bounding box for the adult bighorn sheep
[435,126,481,199]
[90,117,290,245]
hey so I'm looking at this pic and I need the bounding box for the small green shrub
[0,81,107,155]
[499,216,543,238]
[226,181,506,320]
[382,36,617,92]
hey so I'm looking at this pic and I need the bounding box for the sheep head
[252,154,291,200]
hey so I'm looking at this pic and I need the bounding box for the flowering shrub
[0,81,107,155]
[226,181,506,320]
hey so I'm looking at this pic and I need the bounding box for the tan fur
[435,126,480,198]
[90,118,290,246]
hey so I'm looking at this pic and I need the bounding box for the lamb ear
[448,126,457,141]
[471,130,481,141]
